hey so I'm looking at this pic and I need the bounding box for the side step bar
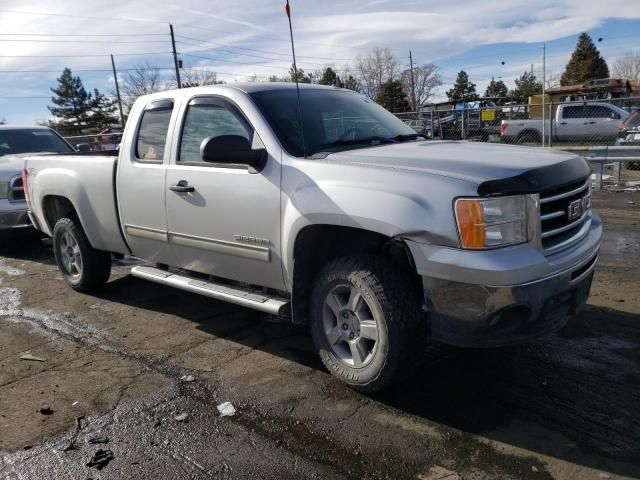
[130,266,290,316]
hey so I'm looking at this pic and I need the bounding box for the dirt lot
[1,190,639,480]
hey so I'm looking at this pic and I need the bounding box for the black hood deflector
[477,155,591,196]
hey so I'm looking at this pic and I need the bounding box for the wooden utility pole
[110,54,125,128]
[170,24,182,88]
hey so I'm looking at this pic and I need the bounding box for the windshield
[0,128,74,156]
[250,88,418,157]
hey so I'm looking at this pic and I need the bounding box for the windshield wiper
[391,133,425,142]
[315,135,400,150]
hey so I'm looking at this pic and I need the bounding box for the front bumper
[0,208,32,230]
[407,213,602,347]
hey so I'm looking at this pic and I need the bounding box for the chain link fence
[395,97,640,190]
[64,132,122,152]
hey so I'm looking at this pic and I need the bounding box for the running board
[130,266,290,316]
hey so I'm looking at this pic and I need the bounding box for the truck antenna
[285,0,308,158]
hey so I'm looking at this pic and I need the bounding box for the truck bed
[25,153,129,255]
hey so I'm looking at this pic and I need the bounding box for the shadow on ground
[2,237,639,478]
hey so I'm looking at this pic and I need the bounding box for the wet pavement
[0,190,639,479]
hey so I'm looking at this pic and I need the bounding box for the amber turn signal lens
[455,199,486,249]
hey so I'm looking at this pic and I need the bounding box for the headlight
[0,182,9,200]
[455,195,528,249]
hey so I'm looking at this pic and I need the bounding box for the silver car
[0,126,74,232]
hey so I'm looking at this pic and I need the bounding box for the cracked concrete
[0,191,639,479]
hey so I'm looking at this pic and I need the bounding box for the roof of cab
[0,125,53,130]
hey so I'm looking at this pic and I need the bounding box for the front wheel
[309,256,424,392]
[53,217,111,292]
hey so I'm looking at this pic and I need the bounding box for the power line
[0,33,166,37]
[175,34,353,62]
[180,52,291,70]
[177,40,342,68]
[0,52,171,58]
[0,39,168,44]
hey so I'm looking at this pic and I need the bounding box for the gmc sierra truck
[23,84,602,391]
[500,101,628,144]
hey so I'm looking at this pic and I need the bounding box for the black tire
[517,131,541,145]
[309,256,424,393]
[52,217,111,292]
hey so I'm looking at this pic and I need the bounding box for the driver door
[164,95,284,290]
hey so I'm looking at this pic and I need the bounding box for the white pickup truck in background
[500,101,629,144]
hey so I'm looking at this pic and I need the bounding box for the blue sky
[0,0,639,124]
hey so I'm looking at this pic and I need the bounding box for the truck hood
[324,140,591,195]
[0,153,34,175]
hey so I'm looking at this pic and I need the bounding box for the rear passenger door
[117,99,175,263]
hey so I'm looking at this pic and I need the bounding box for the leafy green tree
[318,67,337,86]
[484,77,508,98]
[48,68,92,135]
[561,33,609,85]
[446,70,478,102]
[510,71,543,102]
[375,79,411,112]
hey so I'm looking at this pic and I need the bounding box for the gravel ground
[0,190,639,480]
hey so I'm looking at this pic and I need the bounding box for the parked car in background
[500,101,629,144]
[616,110,640,169]
[24,84,601,392]
[0,125,74,233]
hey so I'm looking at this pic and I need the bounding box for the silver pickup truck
[500,101,628,144]
[23,84,601,391]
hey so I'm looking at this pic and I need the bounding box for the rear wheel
[517,131,541,146]
[309,256,424,392]
[53,217,111,292]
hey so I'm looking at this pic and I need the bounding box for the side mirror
[200,135,267,173]
[76,143,91,152]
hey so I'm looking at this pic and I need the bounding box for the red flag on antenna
[285,1,290,17]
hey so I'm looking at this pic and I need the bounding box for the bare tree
[355,48,399,99]
[401,63,442,110]
[118,63,165,110]
[544,70,561,90]
[181,68,224,87]
[612,50,640,81]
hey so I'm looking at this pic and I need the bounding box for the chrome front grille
[8,176,25,202]
[539,178,591,255]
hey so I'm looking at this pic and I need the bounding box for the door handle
[170,180,195,193]
[560,122,568,125]
[583,121,596,125]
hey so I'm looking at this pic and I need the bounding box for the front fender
[280,161,475,289]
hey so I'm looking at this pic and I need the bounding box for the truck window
[135,101,174,162]
[562,106,584,119]
[178,100,251,164]
[585,106,619,119]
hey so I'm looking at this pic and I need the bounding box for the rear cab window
[135,100,174,162]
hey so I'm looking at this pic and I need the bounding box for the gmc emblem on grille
[568,195,591,221]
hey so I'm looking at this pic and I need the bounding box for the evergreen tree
[484,77,508,98]
[48,68,92,135]
[289,65,312,83]
[510,71,543,102]
[560,33,609,86]
[88,89,118,132]
[446,70,478,102]
[375,80,411,112]
[318,67,337,86]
